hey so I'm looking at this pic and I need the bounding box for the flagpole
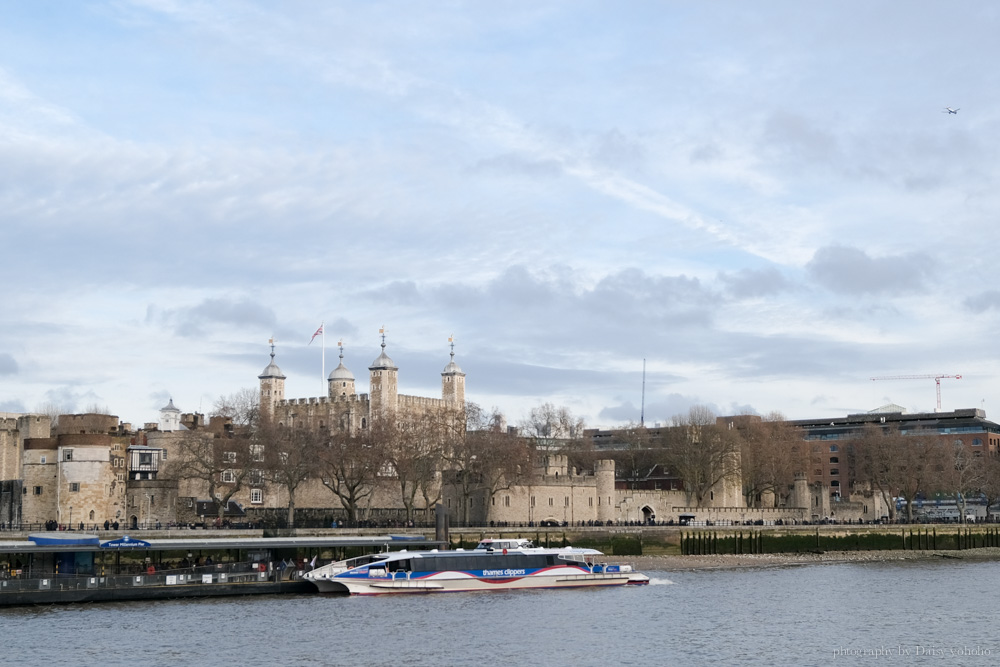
[321,322,326,395]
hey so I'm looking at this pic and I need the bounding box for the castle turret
[441,336,465,405]
[595,459,616,523]
[158,398,181,431]
[327,340,356,398]
[258,339,286,418]
[791,472,809,509]
[368,329,397,418]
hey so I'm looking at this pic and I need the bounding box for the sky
[2,1,1000,429]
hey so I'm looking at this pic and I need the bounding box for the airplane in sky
[943,107,960,114]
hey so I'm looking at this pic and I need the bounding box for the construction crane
[870,374,962,411]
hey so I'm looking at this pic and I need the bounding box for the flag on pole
[309,324,324,345]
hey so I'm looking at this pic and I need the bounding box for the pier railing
[679,527,1000,555]
[0,561,304,597]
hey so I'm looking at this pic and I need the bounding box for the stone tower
[368,330,398,418]
[791,472,810,509]
[158,398,181,431]
[441,336,465,405]
[258,340,286,419]
[327,341,356,398]
[595,459,616,524]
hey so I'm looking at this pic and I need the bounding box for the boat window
[346,554,389,568]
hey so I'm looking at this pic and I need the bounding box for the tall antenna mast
[640,358,646,426]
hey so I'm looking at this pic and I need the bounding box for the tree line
[172,392,998,525]
[173,390,532,527]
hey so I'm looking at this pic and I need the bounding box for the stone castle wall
[21,442,57,524]
[1,415,52,481]
[55,413,119,436]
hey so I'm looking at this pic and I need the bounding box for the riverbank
[611,547,1000,571]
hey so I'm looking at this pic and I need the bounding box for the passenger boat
[303,538,649,595]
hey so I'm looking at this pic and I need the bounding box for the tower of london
[260,335,467,432]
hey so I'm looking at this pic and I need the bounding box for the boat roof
[374,546,604,561]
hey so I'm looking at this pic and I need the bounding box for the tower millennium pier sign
[100,536,152,549]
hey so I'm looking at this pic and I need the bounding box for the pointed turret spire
[259,337,286,379]
[442,334,464,375]
[328,339,355,381]
[369,326,397,370]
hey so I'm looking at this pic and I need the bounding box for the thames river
[3,559,997,666]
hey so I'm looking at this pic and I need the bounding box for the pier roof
[0,534,439,555]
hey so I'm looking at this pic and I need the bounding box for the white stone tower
[327,340,356,398]
[441,336,465,405]
[368,328,398,418]
[158,398,181,431]
[258,339,286,418]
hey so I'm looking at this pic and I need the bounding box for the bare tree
[895,429,950,523]
[948,442,984,523]
[387,413,446,524]
[606,422,657,491]
[662,406,741,507]
[851,424,900,522]
[259,420,325,528]
[319,426,386,524]
[212,388,260,429]
[738,413,806,508]
[442,403,532,525]
[173,430,254,524]
[34,402,66,429]
[521,403,593,472]
[520,403,586,440]
[979,454,1000,519]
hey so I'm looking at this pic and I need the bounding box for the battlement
[278,393,369,408]
[55,413,119,436]
[397,394,447,409]
[536,472,597,487]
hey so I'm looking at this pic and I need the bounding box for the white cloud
[2,1,1000,427]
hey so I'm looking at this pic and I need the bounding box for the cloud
[469,154,563,177]
[0,399,26,412]
[762,111,840,166]
[718,267,790,298]
[598,393,711,426]
[148,297,277,337]
[806,245,934,295]
[416,265,721,365]
[0,353,18,376]
[964,290,1000,313]
[42,387,105,414]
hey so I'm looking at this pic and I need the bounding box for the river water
[3,559,997,666]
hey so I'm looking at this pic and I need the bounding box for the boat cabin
[474,538,533,551]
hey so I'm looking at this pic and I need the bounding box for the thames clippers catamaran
[303,538,649,595]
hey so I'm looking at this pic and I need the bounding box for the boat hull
[308,568,649,595]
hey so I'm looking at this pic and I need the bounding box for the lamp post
[69,506,73,530]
